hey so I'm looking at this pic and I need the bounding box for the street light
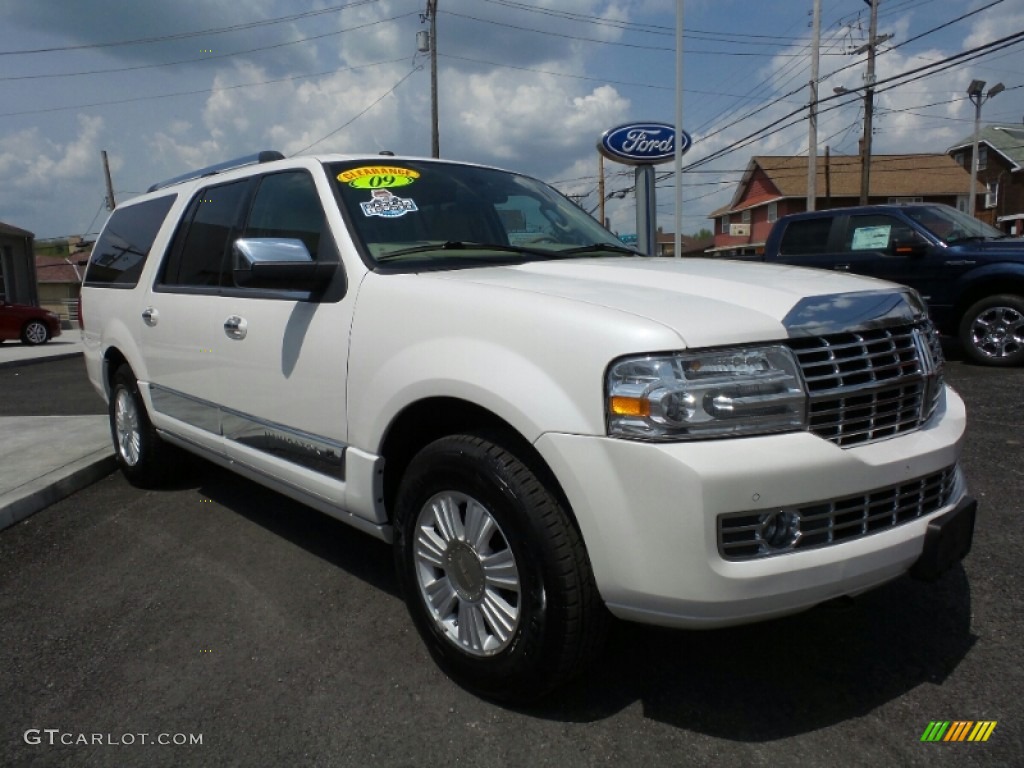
[967,79,1004,218]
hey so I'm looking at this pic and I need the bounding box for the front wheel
[109,365,171,486]
[21,320,50,345]
[393,434,607,702]
[958,294,1024,366]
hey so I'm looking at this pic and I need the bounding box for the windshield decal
[360,189,418,218]
[338,166,420,189]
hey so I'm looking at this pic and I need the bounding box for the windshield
[328,160,634,269]
[904,204,1005,244]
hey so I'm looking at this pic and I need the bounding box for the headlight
[606,346,807,440]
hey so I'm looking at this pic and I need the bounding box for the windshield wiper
[549,242,644,258]
[376,241,551,261]
[375,240,643,264]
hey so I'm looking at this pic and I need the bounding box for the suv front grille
[786,323,943,447]
[718,464,961,560]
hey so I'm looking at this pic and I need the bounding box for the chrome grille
[718,464,961,560]
[786,323,943,447]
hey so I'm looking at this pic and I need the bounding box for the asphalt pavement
[0,341,1021,767]
[0,338,114,531]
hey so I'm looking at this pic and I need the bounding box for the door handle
[224,315,248,340]
[141,307,158,326]
[833,264,850,271]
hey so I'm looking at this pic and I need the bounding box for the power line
[0,57,414,117]
[0,11,418,82]
[0,0,381,56]
[481,0,820,45]
[444,10,850,57]
[291,63,423,156]
[690,2,1009,157]
[684,30,1024,174]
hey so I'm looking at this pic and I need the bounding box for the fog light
[757,509,801,552]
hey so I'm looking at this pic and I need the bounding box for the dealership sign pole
[675,0,684,259]
[598,123,691,256]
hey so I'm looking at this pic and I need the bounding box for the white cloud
[455,73,630,162]
[0,115,103,192]
[0,116,107,235]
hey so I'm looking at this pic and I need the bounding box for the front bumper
[534,384,970,629]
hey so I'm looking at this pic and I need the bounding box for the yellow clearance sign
[337,166,420,189]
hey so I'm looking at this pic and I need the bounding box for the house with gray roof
[948,124,1024,235]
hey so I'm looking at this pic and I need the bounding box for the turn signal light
[609,396,650,417]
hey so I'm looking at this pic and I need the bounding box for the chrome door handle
[224,315,248,340]
[833,264,850,271]
[141,307,158,326]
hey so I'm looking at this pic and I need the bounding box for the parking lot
[1,354,1021,767]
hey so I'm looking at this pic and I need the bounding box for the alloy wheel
[24,321,48,345]
[970,305,1024,359]
[114,388,142,466]
[413,491,521,656]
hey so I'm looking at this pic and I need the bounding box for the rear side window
[777,218,833,256]
[84,195,175,287]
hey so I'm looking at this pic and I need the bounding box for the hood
[426,257,900,348]
[948,237,1024,258]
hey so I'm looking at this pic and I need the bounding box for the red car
[0,299,62,345]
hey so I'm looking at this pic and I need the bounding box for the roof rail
[147,150,285,193]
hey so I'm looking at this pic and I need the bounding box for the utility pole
[824,145,832,208]
[427,0,439,158]
[598,153,606,228]
[101,150,116,210]
[856,0,888,205]
[806,0,821,211]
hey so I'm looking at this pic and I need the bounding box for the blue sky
[1,0,1022,240]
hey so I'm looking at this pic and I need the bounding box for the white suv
[82,151,975,701]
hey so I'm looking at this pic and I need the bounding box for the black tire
[393,434,607,702]
[958,294,1024,367]
[21,319,50,345]
[109,364,171,487]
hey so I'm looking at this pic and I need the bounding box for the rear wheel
[958,294,1024,366]
[393,434,607,702]
[21,320,50,345]
[109,364,171,486]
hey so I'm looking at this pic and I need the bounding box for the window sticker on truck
[359,188,418,218]
[851,224,892,250]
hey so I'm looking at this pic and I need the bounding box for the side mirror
[892,229,930,258]
[232,238,336,289]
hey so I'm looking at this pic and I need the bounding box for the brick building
[708,154,981,257]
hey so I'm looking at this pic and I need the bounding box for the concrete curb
[0,351,83,370]
[0,448,116,531]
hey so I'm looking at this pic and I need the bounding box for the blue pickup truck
[762,203,1024,366]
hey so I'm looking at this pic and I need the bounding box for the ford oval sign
[598,123,691,166]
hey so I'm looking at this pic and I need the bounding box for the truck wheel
[109,364,171,486]
[393,434,607,702]
[958,295,1024,366]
